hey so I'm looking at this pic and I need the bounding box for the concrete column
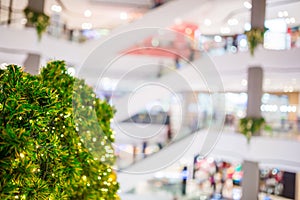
[251,0,266,29]
[246,67,263,119]
[7,0,13,25]
[23,53,41,75]
[183,91,199,133]
[296,172,300,200]
[27,0,45,13]
[241,160,259,200]
[287,92,299,121]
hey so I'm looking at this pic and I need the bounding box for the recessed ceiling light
[279,11,289,18]
[283,86,293,92]
[151,38,159,47]
[84,10,92,17]
[244,22,251,31]
[243,1,252,9]
[204,18,212,26]
[185,28,192,35]
[239,38,247,47]
[220,27,230,34]
[214,35,222,42]
[51,5,62,13]
[82,23,92,30]
[120,12,128,20]
[20,18,27,25]
[228,18,239,26]
[241,79,248,86]
[290,17,296,23]
[174,18,182,25]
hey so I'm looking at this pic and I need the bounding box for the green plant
[0,61,119,199]
[245,28,264,56]
[239,117,265,143]
[24,8,50,40]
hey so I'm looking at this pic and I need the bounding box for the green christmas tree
[0,61,119,200]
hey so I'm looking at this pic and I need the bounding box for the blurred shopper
[181,166,188,196]
[152,0,163,8]
[165,114,172,142]
[142,141,147,158]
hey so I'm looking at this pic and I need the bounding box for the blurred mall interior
[1,0,300,199]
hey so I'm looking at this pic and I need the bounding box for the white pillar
[247,67,263,119]
[241,160,259,200]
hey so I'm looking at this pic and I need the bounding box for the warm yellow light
[20,153,25,158]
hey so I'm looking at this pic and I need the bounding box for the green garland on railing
[239,117,265,143]
[245,28,264,56]
[24,8,50,40]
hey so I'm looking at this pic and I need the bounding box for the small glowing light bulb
[20,153,25,158]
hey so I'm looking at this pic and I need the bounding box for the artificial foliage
[24,8,50,40]
[239,117,265,143]
[0,61,119,199]
[245,28,264,56]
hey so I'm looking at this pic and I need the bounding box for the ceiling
[1,0,299,32]
[45,0,300,33]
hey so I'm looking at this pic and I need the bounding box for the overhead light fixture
[214,35,222,43]
[51,5,62,13]
[120,12,128,20]
[283,86,293,92]
[278,11,288,18]
[241,79,247,86]
[239,38,247,47]
[227,18,238,26]
[81,23,92,30]
[20,18,27,25]
[220,27,230,34]
[174,18,182,25]
[290,17,296,24]
[204,18,212,26]
[244,22,251,31]
[243,1,252,9]
[185,28,192,35]
[84,10,92,17]
[151,38,159,47]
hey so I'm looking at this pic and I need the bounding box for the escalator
[116,127,300,193]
